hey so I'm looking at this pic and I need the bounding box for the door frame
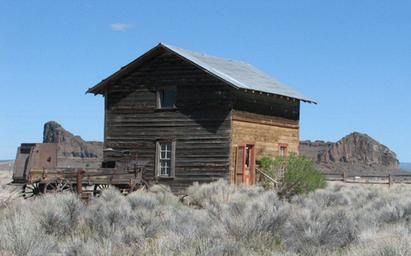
[235,144,256,185]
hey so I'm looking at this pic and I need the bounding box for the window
[279,144,288,157]
[159,142,171,176]
[102,161,116,168]
[157,87,176,108]
[156,141,176,177]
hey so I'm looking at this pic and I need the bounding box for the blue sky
[0,1,410,161]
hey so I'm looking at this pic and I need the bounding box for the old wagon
[13,143,148,198]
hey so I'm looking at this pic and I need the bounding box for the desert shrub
[345,186,411,230]
[260,154,326,200]
[372,243,411,256]
[127,190,160,211]
[35,193,84,237]
[121,225,145,248]
[84,188,133,238]
[61,237,118,256]
[376,196,411,224]
[311,189,351,207]
[2,180,411,255]
[128,187,192,240]
[186,179,263,208]
[292,189,351,214]
[166,207,210,237]
[0,191,19,210]
[148,184,179,205]
[0,202,55,256]
[350,185,380,205]
[221,191,289,240]
[347,237,411,256]
[198,239,251,256]
[141,230,249,256]
[126,190,165,238]
[61,237,97,256]
[283,207,358,252]
[187,181,288,252]
[186,179,239,207]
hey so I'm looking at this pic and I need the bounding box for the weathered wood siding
[104,51,232,192]
[233,90,300,120]
[230,91,300,183]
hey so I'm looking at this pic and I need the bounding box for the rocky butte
[300,132,403,175]
[43,121,103,168]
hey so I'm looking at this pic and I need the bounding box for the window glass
[159,142,172,176]
[159,88,176,108]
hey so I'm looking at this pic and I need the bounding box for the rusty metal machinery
[13,143,148,199]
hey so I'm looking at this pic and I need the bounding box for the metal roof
[87,43,316,104]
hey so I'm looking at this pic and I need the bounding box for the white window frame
[155,140,176,178]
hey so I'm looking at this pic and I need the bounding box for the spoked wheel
[22,182,44,199]
[45,178,73,194]
[128,181,148,194]
[93,184,111,196]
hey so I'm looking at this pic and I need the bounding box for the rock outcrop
[319,132,399,168]
[43,121,103,167]
[300,132,402,174]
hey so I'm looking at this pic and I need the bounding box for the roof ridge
[160,43,251,65]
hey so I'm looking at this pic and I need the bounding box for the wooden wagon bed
[22,166,147,199]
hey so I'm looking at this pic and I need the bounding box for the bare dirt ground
[0,161,20,204]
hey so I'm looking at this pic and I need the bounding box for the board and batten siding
[104,52,232,192]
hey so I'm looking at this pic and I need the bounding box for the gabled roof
[87,43,316,104]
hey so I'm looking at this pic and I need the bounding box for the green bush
[260,154,326,200]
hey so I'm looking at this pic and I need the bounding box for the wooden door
[235,144,255,185]
[235,145,245,184]
[243,144,255,185]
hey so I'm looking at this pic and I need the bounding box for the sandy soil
[0,162,21,204]
[0,161,13,172]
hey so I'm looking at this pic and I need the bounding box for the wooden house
[87,43,315,192]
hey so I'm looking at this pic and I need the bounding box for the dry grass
[0,180,410,255]
[0,170,20,208]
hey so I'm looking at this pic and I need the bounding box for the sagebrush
[0,181,410,255]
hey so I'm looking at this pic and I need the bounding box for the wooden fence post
[388,174,393,187]
[343,172,346,182]
[76,169,84,195]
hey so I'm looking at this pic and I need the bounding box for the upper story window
[157,87,176,109]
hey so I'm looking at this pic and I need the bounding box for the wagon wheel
[81,184,92,193]
[128,181,148,194]
[22,182,44,199]
[45,178,73,193]
[93,184,111,196]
